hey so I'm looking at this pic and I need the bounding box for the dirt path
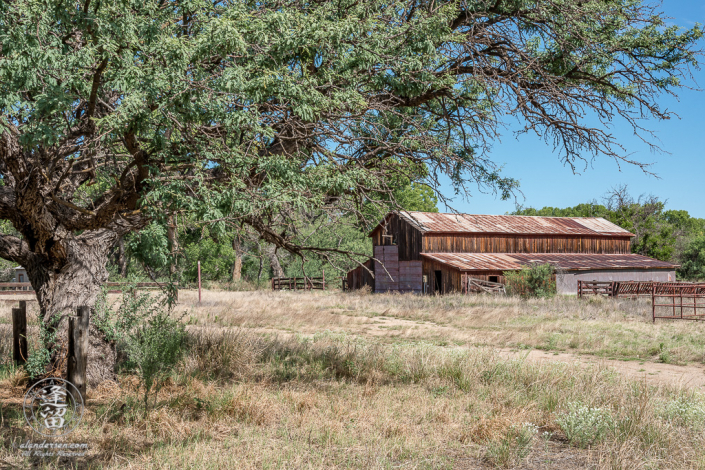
[357,315,705,390]
[498,348,705,389]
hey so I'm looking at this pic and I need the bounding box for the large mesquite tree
[0,0,700,383]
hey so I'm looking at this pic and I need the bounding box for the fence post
[322,270,325,290]
[67,306,89,401]
[652,284,656,323]
[197,260,202,304]
[578,280,581,298]
[12,300,27,365]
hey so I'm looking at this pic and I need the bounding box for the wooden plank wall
[423,260,461,295]
[423,260,508,294]
[346,260,374,291]
[422,235,631,255]
[371,213,423,261]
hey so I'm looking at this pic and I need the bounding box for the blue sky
[443,1,705,218]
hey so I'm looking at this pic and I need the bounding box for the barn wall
[423,259,463,294]
[373,245,423,293]
[371,213,424,261]
[557,269,677,295]
[346,260,374,291]
[422,235,631,255]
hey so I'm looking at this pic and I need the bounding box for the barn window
[489,275,499,283]
[434,270,442,294]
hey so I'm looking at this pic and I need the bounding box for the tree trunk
[231,238,242,282]
[117,237,128,277]
[167,214,178,275]
[25,231,118,387]
[267,246,284,279]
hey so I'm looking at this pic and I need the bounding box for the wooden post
[12,300,27,365]
[197,260,202,304]
[322,270,325,290]
[67,306,89,401]
[652,284,656,323]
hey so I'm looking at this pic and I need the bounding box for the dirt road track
[500,348,705,389]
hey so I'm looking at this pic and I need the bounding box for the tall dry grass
[3,290,705,468]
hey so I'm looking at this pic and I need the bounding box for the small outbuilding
[347,211,678,295]
[13,266,27,283]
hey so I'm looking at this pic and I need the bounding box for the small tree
[504,264,556,299]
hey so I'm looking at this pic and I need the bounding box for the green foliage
[93,286,167,343]
[94,287,185,413]
[485,423,538,468]
[126,223,172,273]
[679,236,705,281]
[24,314,60,380]
[124,311,186,414]
[659,396,705,430]
[182,234,237,282]
[556,403,615,448]
[504,264,556,299]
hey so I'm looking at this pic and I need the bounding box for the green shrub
[485,422,537,468]
[504,263,556,298]
[94,287,186,413]
[659,396,705,429]
[556,402,615,448]
[124,311,186,413]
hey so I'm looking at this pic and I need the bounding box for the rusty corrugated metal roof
[420,253,678,272]
[391,211,634,237]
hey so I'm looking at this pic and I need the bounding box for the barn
[346,211,678,295]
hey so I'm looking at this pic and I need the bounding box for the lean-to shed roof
[420,253,678,272]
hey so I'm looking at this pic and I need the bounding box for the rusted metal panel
[387,211,634,237]
[420,253,678,272]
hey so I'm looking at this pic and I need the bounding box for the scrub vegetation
[3,289,705,469]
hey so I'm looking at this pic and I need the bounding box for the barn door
[434,270,442,294]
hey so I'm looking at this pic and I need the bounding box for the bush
[94,287,186,413]
[503,263,556,298]
[124,311,186,413]
[556,402,615,448]
[659,396,705,429]
[485,422,537,467]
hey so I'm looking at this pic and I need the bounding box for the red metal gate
[652,283,705,322]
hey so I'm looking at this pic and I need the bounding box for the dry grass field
[3,289,705,469]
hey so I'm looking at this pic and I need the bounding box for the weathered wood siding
[422,235,631,255]
[346,260,374,291]
[371,213,423,261]
[423,259,461,295]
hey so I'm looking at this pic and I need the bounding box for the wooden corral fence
[577,280,616,297]
[461,274,506,295]
[652,283,705,322]
[11,302,89,399]
[272,271,330,291]
[0,281,178,300]
[578,280,705,299]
